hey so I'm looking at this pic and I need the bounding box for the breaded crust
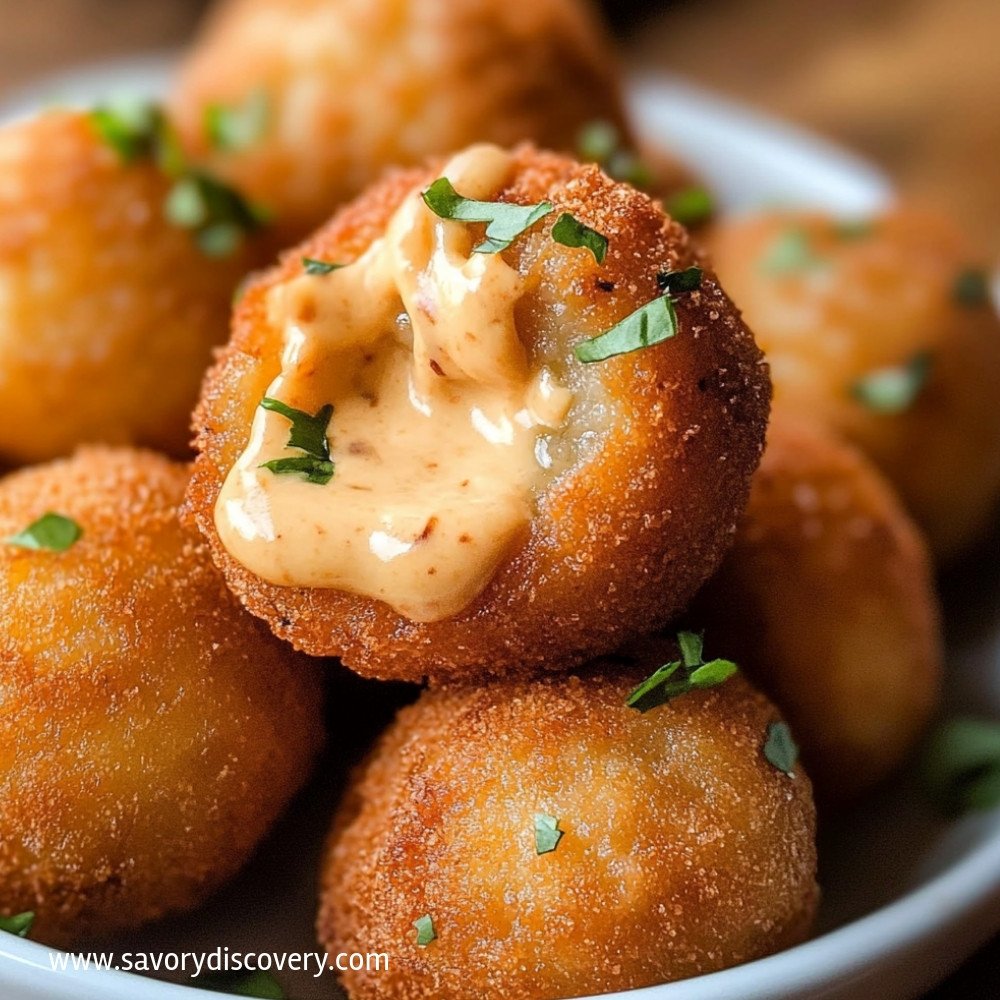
[187,146,770,682]
[708,209,1000,560]
[170,0,629,243]
[0,110,260,463]
[693,417,942,803]
[319,661,818,998]
[0,449,325,947]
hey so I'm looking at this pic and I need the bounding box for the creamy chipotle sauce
[215,145,572,622]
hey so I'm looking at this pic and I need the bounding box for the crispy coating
[169,0,629,243]
[708,209,1000,560]
[0,449,325,947]
[0,110,260,463]
[318,658,818,999]
[186,146,771,682]
[693,418,942,804]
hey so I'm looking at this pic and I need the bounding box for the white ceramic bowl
[1,56,999,1000]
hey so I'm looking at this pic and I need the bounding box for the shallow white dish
[1,54,999,1000]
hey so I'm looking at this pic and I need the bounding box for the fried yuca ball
[0,449,324,947]
[187,144,770,682]
[0,109,259,463]
[318,658,818,999]
[709,209,1000,560]
[170,0,628,242]
[694,418,942,804]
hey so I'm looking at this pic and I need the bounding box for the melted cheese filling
[215,144,572,622]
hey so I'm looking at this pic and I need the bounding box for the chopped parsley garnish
[259,397,334,485]
[760,229,825,274]
[91,101,264,258]
[763,721,799,776]
[576,120,652,189]
[551,213,608,264]
[576,267,702,364]
[923,718,1000,816]
[90,101,184,173]
[0,911,34,938]
[4,513,81,552]
[421,178,553,254]
[259,455,335,484]
[196,969,284,998]
[413,914,436,947]
[534,813,564,855]
[303,258,346,276]
[657,266,703,294]
[665,187,714,228]
[205,89,270,152]
[953,268,990,307]
[851,351,932,414]
[834,218,874,241]
[164,171,267,258]
[626,631,738,713]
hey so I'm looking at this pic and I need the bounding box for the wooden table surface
[0,1,996,996]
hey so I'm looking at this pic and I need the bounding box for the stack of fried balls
[1,1,998,998]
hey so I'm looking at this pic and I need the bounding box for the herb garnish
[259,398,334,485]
[413,914,436,947]
[421,178,553,254]
[91,101,264,257]
[834,218,874,241]
[551,213,608,264]
[303,258,346,276]
[657,266,703,294]
[575,267,702,364]
[851,351,932,414]
[760,229,825,274]
[4,513,81,552]
[534,813,564,855]
[665,187,714,228]
[626,631,738,713]
[165,172,267,258]
[953,268,990,308]
[576,120,652,189]
[205,89,270,152]
[90,101,184,173]
[763,722,799,776]
[196,969,284,998]
[0,911,34,937]
[923,718,1000,815]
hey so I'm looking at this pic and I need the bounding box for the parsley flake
[626,631,738,713]
[534,813,564,855]
[665,187,714,228]
[657,266,703,295]
[205,89,270,152]
[303,258,346,276]
[760,229,825,274]
[421,178,552,254]
[0,911,34,938]
[413,914,436,947]
[90,101,184,174]
[259,398,334,485]
[551,213,608,264]
[576,267,701,364]
[953,268,990,308]
[164,172,266,258]
[763,721,799,776]
[196,969,284,998]
[923,718,1000,816]
[576,120,652,189]
[834,218,874,241]
[575,295,676,364]
[5,513,81,552]
[851,351,932,414]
